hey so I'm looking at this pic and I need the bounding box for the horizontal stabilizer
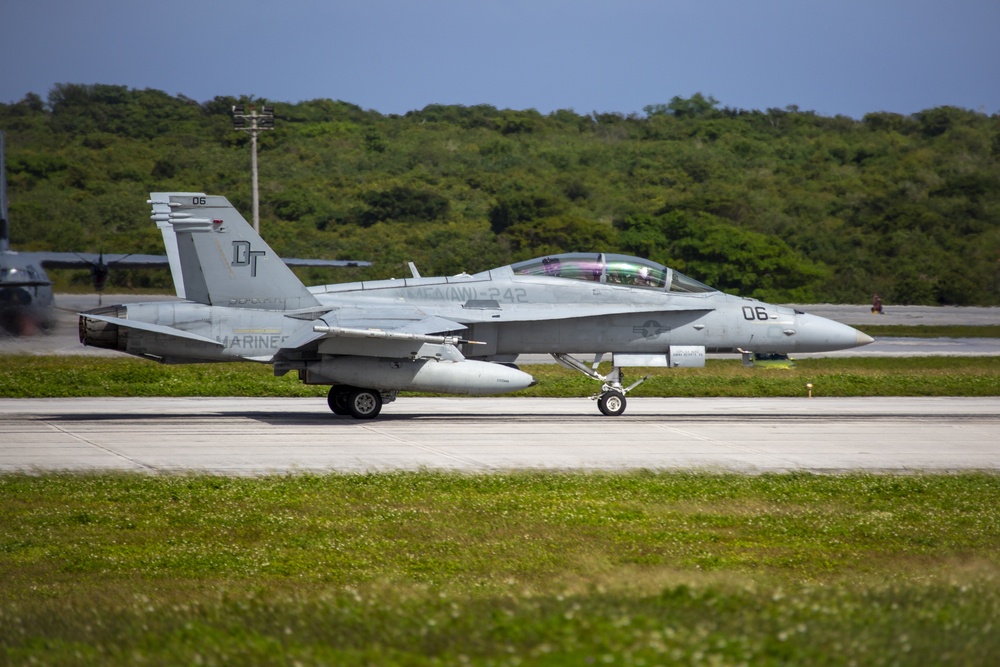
[79,312,223,346]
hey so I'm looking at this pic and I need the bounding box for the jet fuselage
[81,264,869,363]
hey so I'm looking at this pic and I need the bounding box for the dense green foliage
[2,472,999,665]
[1,355,998,398]
[3,84,999,304]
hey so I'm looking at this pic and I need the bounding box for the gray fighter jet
[0,133,369,336]
[80,192,874,418]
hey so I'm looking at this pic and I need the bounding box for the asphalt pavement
[2,396,997,475]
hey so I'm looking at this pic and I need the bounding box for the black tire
[327,385,351,415]
[597,390,626,416]
[348,388,383,420]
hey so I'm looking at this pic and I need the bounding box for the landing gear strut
[551,354,648,417]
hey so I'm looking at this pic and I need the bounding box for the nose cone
[792,313,874,352]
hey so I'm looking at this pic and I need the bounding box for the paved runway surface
[2,397,997,475]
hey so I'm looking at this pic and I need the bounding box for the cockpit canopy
[511,253,715,293]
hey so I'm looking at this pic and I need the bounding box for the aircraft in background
[80,192,873,418]
[0,132,369,336]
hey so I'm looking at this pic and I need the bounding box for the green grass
[3,356,997,662]
[3,355,998,398]
[0,355,326,398]
[1,472,998,665]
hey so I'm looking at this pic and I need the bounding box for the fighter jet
[80,192,873,417]
[0,132,369,336]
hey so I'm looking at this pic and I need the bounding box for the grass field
[2,472,999,665]
[2,355,999,398]
[2,355,998,664]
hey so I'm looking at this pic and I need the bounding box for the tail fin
[149,192,320,310]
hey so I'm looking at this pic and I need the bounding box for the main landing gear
[551,354,648,417]
[326,385,396,420]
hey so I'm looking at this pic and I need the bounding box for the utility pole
[231,104,275,233]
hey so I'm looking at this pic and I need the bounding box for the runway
[2,396,997,475]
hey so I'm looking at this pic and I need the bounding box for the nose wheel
[597,389,626,416]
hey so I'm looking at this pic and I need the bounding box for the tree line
[2,84,998,305]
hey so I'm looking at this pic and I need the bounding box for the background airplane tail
[149,192,320,310]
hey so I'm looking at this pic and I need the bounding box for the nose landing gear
[551,353,648,417]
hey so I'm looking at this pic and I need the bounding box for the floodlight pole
[231,104,275,234]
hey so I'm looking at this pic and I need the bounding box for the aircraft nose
[792,313,874,352]
[0,286,34,307]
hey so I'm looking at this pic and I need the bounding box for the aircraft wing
[280,300,712,356]
[36,252,369,270]
[316,306,465,336]
[279,308,468,360]
[283,258,371,268]
[450,301,715,324]
[32,252,169,269]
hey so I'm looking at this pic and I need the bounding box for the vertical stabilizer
[0,131,9,253]
[149,192,321,310]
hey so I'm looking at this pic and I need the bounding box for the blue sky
[2,0,998,119]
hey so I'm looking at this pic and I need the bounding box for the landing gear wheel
[597,390,626,416]
[327,385,351,415]
[347,388,383,420]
